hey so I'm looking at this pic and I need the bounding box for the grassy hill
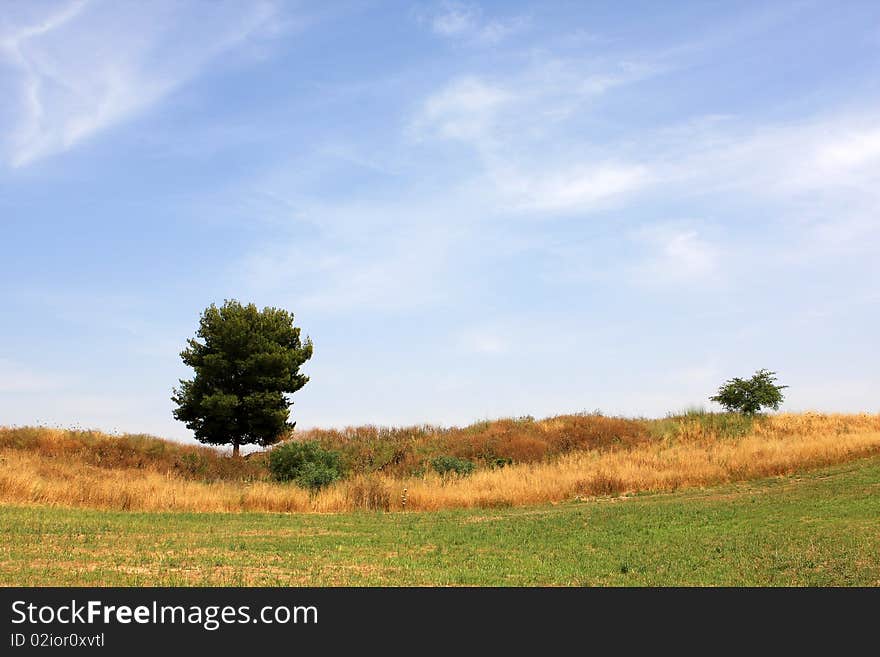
[1,411,879,512]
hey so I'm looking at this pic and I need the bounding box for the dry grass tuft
[343,475,392,511]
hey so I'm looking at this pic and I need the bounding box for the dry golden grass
[2,412,879,513]
[400,413,880,510]
[0,426,266,480]
[296,413,651,475]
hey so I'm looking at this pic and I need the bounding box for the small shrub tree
[709,369,788,415]
[269,441,341,491]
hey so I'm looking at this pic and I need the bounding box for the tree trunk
[232,441,240,458]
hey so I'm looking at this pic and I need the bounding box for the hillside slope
[1,412,878,512]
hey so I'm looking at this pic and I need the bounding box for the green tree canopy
[172,300,313,456]
[709,369,788,415]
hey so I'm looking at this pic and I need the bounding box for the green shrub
[269,441,342,490]
[710,369,788,415]
[430,455,476,477]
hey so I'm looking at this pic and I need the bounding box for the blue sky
[1,0,879,441]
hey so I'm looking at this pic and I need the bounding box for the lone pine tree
[172,300,313,456]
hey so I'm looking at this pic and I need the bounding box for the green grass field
[2,455,879,586]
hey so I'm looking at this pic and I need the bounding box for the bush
[269,441,342,490]
[710,369,788,415]
[430,455,476,477]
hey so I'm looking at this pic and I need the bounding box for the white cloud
[412,76,513,142]
[652,113,880,269]
[237,26,877,334]
[661,231,717,275]
[411,57,657,148]
[631,226,720,284]
[239,51,669,318]
[426,2,526,45]
[237,201,468,313]
[493,162,651,213]
[405,34,875,234]
[0,0,280,167]
[410,58,658,215]
[431,2,477,36]
[813,128,880,172]
[667,114,880,201]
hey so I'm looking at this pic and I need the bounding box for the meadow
[2,456,879,585]
[1,411,879,513]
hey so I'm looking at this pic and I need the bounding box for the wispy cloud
[423,1,527,45]
[411,76,513,141]
[409,55,660,215]
[813,127,880,173]
[491,162,651,214]
[0,0,281,167]
[630,225,720,285]
[237,197,470,313]
[663,113,880,199]
[410,56,658,146]
[656,112,880,271]
[236,26,880,328]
